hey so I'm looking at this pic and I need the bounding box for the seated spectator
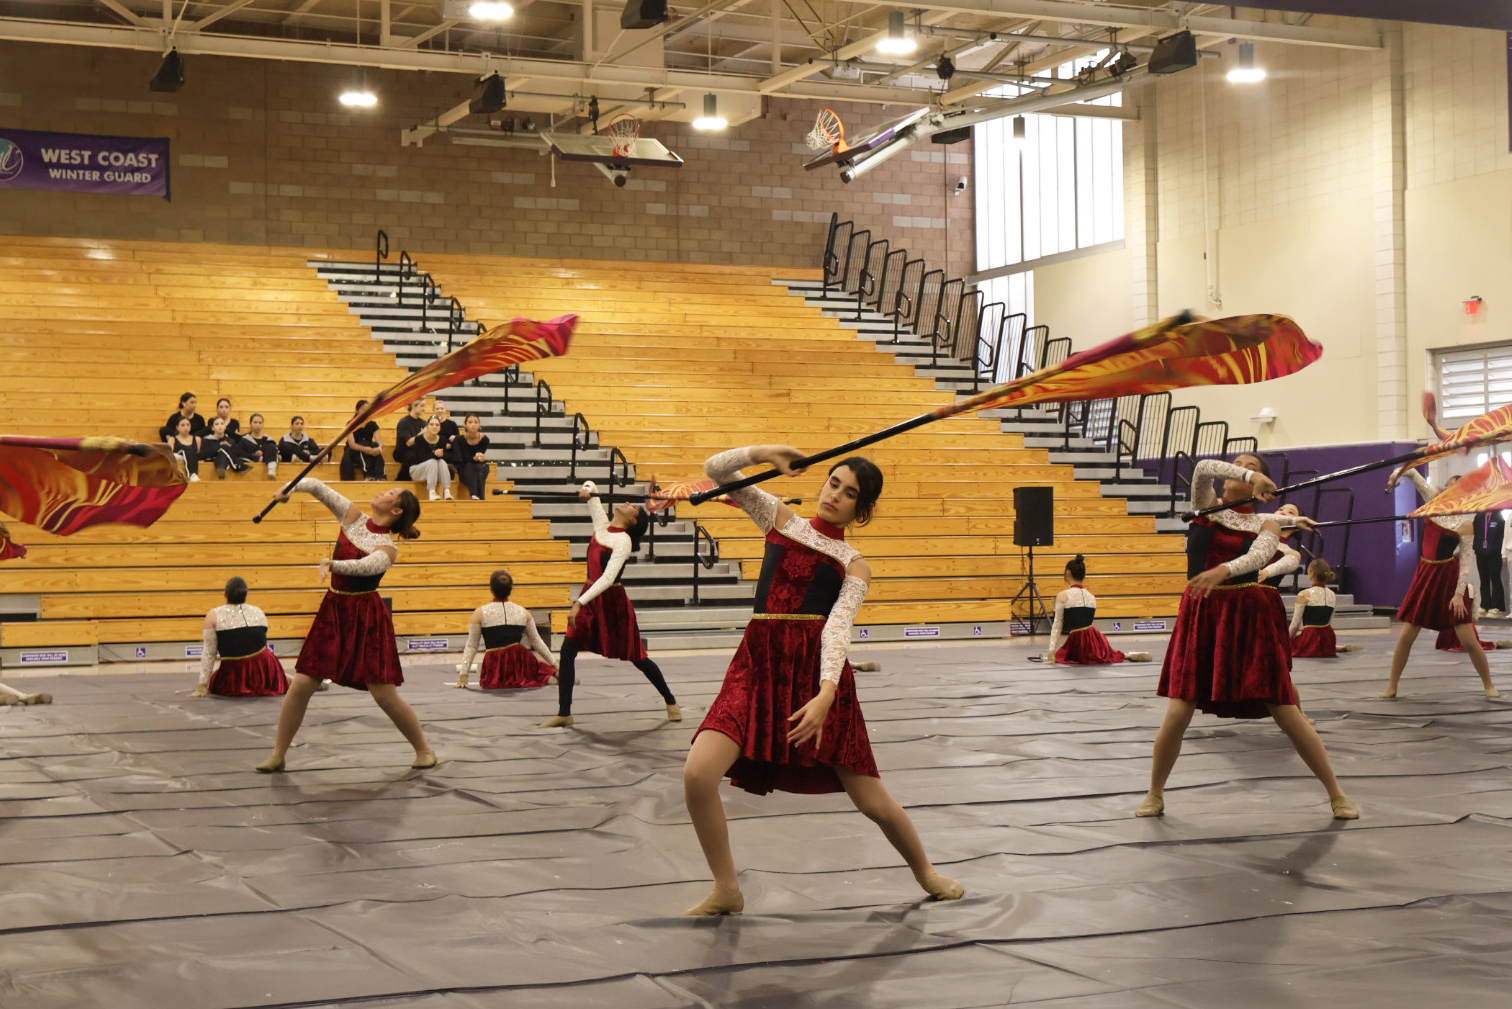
[166,415,202,482]
[433,400,461,452]
[278,416,320,464]
[340,399,387,481]
[159,392,208,442]
[394,400,427,481]
[409,415,452,501]
[451,414,491,500]
[190,577,289,698]
[235,413,279,477]
[212,398,241,440]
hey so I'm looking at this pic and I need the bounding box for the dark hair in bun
[1065,554,1086,581]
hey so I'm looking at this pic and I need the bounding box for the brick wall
[0,40,973,276]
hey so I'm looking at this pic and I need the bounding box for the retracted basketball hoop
[607,114,642,161]
[541,114,683,188]
[805,108,847,154]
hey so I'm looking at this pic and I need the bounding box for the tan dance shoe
[1135,793,1165,817]
[1330,796,1360,820]
[683,888,745,916]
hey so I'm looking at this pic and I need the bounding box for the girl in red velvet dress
[1141,454,1358,820]
[191,577,288,697]
[1435,624,1505,652]
[681,444,964,916]
[255,478,437,772]
[1380,467,1499,698]
[454,570,558,690]
[1045,555,1151,665]
[540,481,678,728]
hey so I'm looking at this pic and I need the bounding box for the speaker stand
[1012,544,1052,635]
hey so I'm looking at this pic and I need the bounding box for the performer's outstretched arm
[575,534,631,607]
[523,612,556,668]
[704,447,786,533]
[456,608,483,686]
[1259,544,1301,583]
[291,477,359,525]
[580,481,610,533]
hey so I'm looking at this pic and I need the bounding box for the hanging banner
[0,128,170,198]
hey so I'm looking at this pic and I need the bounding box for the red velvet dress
[211,637,289,697]
[1052,587,1125,664]
[1291,598,1338,658]
[295,520,404,689]
[1397,521,1472,631]
[1436,624,1495,651]
[568,533,648,662]
[1159,511,1298,718]
[697,516,879,796]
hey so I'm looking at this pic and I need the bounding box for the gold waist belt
[751,613,824,621]
[219,647,270,661]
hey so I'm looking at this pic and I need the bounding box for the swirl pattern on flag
[936,313,1323,419]
[1410,404,1512,467]
[1408,457,1512,518]
[0,438,188,557]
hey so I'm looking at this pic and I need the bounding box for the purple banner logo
[0,128,170,198]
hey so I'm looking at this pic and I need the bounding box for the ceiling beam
[96,0,147,27]
[282,0,324,27]
[833,1,1383,50]
[191,0,260,32]
[756,10,959,94]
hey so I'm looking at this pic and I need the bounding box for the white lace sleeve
[1221,526,1281,579]
[575,533,631,606]
[330,550,393,577]
[1191,459,1255,512]
[456,617,482,677]
[1046,596,1066,661]
[705,447,780,534]
[294,477,352,521]
[523,613,555,667]
[1289,589,1306,636]
[1458,532,1476,602]
[1403,468,1438,503]
[1259,544,1301,583]
[820,575,869,686]
[581,481,610,533]
[198,626,218,686]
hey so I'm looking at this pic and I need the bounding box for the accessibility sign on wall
[0,128,170,198]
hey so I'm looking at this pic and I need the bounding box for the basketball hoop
[805,108,847,153]
[607,114,642,161]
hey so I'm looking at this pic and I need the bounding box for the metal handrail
[606,446,631,502]
[533,379,553,447]
[691,522,719,604]
[567,412,590,482]
[374,229,388,285]
[396,250,415,303]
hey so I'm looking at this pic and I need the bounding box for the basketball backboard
[802,107,932,172]
[541,132,684,169]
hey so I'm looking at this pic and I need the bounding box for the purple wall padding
[1273,441,1422,609]
[1236,3,1512,31]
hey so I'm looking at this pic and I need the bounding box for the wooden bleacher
[0,236,578,656]
[414,252,1187,635]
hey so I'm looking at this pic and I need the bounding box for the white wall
[1027,17,1510,449]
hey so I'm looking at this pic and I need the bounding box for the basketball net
[607,114,641,160]
[805,108,846,153]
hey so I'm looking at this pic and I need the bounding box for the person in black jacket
[1474,510,1507,616]
[279,416,320,464]
[450,414,491,500]
[235,413,280,477]
[211,397,241,441]
[340,399,387,481]
[159,392,208,442]
[394,400,427,481]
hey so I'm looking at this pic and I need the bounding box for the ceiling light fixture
[1226,42,1266,83]
[1012,115,1027,148]
[876,12,917,56]
[468,1,514,19]
[692,92,727,131]
[339,70,377,107]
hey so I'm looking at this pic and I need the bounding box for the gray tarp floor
[3,631,1512,1009]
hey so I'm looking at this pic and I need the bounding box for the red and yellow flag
[1412,404,1512,467]
[937,313,1323,419]
[0,436,189,559]
[1409,457,1512,519]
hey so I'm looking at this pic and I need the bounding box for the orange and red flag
[1409,457,1512,519]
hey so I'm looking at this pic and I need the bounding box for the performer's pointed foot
[411,750,438,770]
[547,675,559,685]
[23,692,52,705]
[1485,685,1502,699]
[1330,795,1360,820]
[919,872,965,901]
[1377,688,1398,699]
[1135,792,1165,817]
[538,714,574,728]
[1338,644,1362,652]
[189,685,209,698]
[665,703,683,722]
[852,660,882,672]
[315,679,331,692]
[683,887,744,916]
[255,754,285,774]
[1125,651,1153,662]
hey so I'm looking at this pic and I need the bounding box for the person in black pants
[450,414,491,500]
[1474,510,1506,616]
[340,399,387,481]
[235,413,279,477]
[279,416,320,464]
[394,400,427,482]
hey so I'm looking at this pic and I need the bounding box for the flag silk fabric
[343,315,577,443]
[0,437,188,556]
[1408,458,1512,519]
[0,523,24,561]
[1411,404,1512,467]
[648,477,737,512]
[941,313,1323,419]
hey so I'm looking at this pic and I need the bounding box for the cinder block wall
[0,41,973,275]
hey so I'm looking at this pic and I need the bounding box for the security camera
[953,176,968,195]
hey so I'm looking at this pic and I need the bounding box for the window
[1436,344,1512,425]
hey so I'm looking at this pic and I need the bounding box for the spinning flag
[0,436,189,560]
[1409,404,1512,467]
[1408,457,1512,519]
[647,476,799,512]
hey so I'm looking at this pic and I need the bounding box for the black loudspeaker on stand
[1011,487,1054,634]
